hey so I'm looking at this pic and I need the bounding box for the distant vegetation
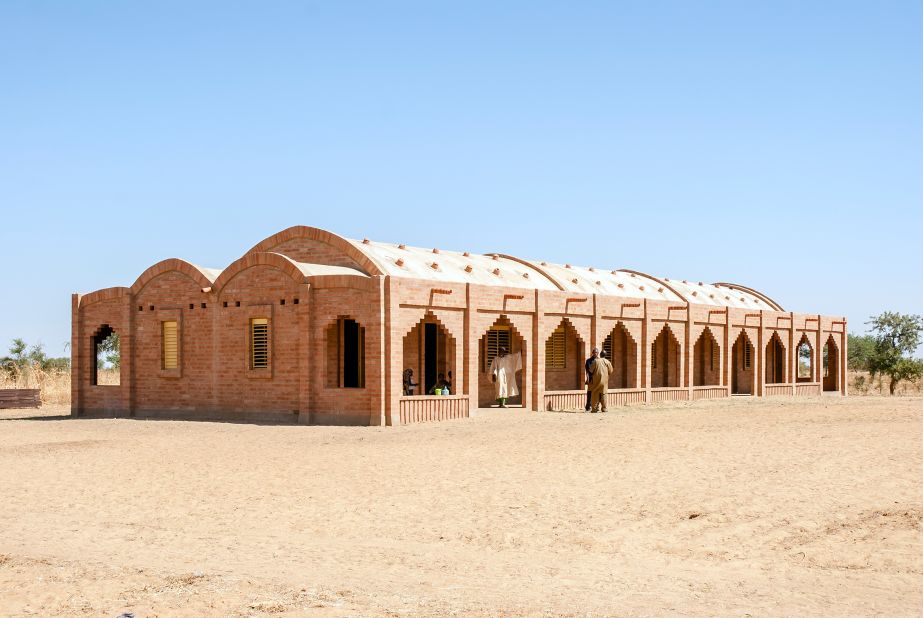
[849,312,923,395]
[1,338,72,404]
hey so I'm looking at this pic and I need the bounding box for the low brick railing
[544,388,647,411]
[543,390,586,411]
[765,384,794,397]
[795,382,821,396]
[607,388,646,406]
[0,389,41,409]
[650,387,689,403]
[692,386,729,400]
[399,395,469,424]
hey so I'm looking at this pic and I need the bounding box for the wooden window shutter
[162,320,178,370]
[485,326,510,371]
[743,343,751,370]
[546,325,566,369]
[250,318,269,369]
[602,333,613,361]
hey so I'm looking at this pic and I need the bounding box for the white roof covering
[519,260,683,302]
[346,239,559,290]
[291,262,369,278]
[662,279,768,309]
[341,238,780,309]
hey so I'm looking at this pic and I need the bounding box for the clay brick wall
[72,228,849,425]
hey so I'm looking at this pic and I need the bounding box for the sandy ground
[1,397,922,617]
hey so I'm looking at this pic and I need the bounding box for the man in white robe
[490,346,522,408]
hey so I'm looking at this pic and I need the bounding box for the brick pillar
[120,292,133,418]
[297,282,312,424]
[815,316,823,385]
[757,315,765,397]
[465,284,479,413]
[71,294,81,416]
[686,304,693,396]
[533,290,544,411]
[642,300,651,401]
[840,322,848,396]
[789,315,797,390]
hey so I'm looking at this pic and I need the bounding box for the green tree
[847,333,875,371]
[97,332,120,369]
[867,312,923,395]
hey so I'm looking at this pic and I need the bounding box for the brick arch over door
[401,311,459,396]
[651,324,682,388]
[603,321,638,389]
[477,315,527,408]
[543,317,587,392]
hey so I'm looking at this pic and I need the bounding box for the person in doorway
[589,349,613,413]
[490,346,522,408]
[429,372,452,395]
[402,368,419,396]
[584,347,599,412]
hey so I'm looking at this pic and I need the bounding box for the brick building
[72,225,847,425]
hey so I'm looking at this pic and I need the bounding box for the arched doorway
[651,325,681,388]
[693,327,721,386]
[731,331,754,395]
[478,317,526,407]
[91,324,121,386]
[544,319,586,392]
[765,332,786,384]
[796,334,814,383]
[823,335,840,392]
[402,315,457,396]
[602,322,637,389]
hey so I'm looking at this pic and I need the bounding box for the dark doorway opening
[424,323,438,394]
[343,319,361,388]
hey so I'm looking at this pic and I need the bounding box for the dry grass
[0,367,118,406]
[849,369,923,396]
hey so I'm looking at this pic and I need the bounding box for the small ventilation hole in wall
[493,268,501,276]
[235,301,241,307]
[523,272,530,278]
[638,286,645,291]
[395,258,404,267]
[223,301,228,308]
[149,305,154,311]
[433,248,440,254]
[571,278,578,284]
[658,287,664,292]
[293,298,299,305]
[138,305,143,312]
[201,303,206,309]
[189,303,194,310]
[618,283,624,288]
[465,265,473,273]
[431,262,439,270]
[362,238,370,244]
[398,243,406,249]
[463,251,471,257]
[280,299,285,305]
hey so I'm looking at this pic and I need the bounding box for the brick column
[642,300,651,401]
[71,294,81,416]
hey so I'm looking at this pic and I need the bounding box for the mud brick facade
[72,226,848,425]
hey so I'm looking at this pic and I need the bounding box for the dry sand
[1,396,922,617]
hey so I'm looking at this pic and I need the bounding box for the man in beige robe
[588,349,613,413]
[490,346,521,408]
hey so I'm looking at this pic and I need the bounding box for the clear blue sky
[2,1,921,357]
